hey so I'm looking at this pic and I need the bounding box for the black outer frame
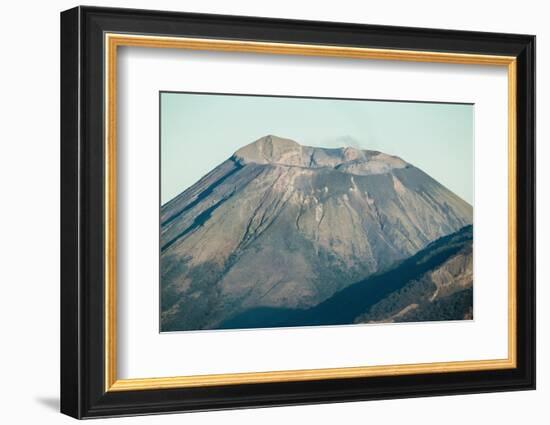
[60,6,536,419]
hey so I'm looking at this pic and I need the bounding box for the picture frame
[60,5,535,419]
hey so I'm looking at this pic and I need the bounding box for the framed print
[60,6,536,419]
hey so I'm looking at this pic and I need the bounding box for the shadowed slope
[219,225,473,329]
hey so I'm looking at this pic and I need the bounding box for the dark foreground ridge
[218,225,473,330]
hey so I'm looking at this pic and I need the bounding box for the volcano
[160,135,472,331]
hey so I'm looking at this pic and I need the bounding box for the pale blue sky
[161,92,473,205]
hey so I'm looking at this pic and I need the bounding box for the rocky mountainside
[160,135,473,331]
[354,228,473,324]
[219,225,473,329]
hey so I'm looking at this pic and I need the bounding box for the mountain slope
[354,233,473,323]
[160,135,472,331]
[219,225,473,329]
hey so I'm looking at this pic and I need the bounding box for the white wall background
[0,0,545,423]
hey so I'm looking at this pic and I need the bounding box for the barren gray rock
[160,135,473,331]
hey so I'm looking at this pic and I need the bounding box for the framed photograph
[60,6,535,419]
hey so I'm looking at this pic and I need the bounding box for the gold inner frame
[104,33,518,392]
